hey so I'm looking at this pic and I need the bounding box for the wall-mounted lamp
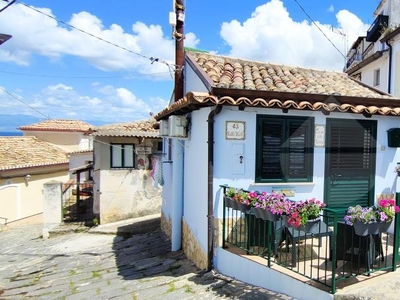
[24,174,31,182]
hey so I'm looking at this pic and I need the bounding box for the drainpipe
[171,138,184,251]
[386,41,393,94]
[207,105,222,271]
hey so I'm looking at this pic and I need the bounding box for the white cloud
[219,0,370,71]
[0,3,199,76]
[328,5,335,13]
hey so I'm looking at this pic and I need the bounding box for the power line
[0,86,50,119]
[292,0,346,59]
[0,0,16,13]
[15,1,179,72]
[0,69,173,79]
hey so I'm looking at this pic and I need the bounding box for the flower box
[252,207,280,221]
[353,221,380,236]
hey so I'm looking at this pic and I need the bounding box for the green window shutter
[256,116,314,183]
[325,119,376,210]
[260,119,284,180]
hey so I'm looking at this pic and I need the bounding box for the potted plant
[376,198,400,232]
[224,187,250,212]
[344,200,400,236]
[285,198,326,232]
[253,192,291,221]
[344,205,380,236]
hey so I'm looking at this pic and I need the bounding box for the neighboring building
[91,118,163,224]
[68,149,93,183]
[0,136,69,226]
[345,0,400,97]
[19,119,93,152]
[155,50,400,299]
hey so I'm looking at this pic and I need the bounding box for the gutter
[345,50,387,75]
[386,41,393,94]
[207,105,222,271]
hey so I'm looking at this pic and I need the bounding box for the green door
[324,119,377,212]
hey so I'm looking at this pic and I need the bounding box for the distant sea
[0,132,23,136]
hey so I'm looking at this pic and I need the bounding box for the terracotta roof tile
[190,52,391,98]
[155,52,400,119]
[19,119,93,132]
[92,119,160,138]
[0,136,69,171]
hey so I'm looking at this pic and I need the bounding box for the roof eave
[154,89,400,120]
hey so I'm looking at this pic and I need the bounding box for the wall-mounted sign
[272,186,295,197]
[226,121,246,140]
[314,124,325,148]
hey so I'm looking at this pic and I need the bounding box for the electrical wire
[0,69,173,79]
[0,0,16,13]
[0,86,50,119]
[15,1,180,73]
[292,0,346,59]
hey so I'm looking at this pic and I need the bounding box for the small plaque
[226,121,245,140]
[272,186,295,197]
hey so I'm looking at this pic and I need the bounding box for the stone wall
[182,217,207,270]
[160,211,172,239]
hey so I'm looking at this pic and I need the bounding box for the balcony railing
[366,15,389,42]
[220,185,400,294]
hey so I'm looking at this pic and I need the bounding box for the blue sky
[0,0,381,124]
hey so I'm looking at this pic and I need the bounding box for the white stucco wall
[177,105,400,262]
[0,171,69,226]
[359,54,389,93]
[93,136,162,224]
[22,131,90,152]
[96,169,161,224]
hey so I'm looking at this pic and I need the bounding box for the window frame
[255,115,314,183]
[110,143,135,168]
[373,68,380,86]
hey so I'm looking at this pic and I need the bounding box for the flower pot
[299,218,321,233]
[252,207,280,221]
[281,215,290,227]
[379,220,393,233]
[224,196,236,209]
[353,221,380,236]
[234,201,250,213]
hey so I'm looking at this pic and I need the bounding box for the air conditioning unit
[169,115,187,137]
[135,146,152,154]
[159,119,169,136]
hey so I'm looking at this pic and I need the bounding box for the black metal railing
[62,181,94,222]
[220,184,400,294]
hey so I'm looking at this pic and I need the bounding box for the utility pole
[174,0,185,103]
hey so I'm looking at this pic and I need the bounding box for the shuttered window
[256,116,314,183]
[330,126,372,170]
[110,144,135,168]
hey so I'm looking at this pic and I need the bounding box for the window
[110,144,135,168]
[256,116,314,183]
[373,69,380,86]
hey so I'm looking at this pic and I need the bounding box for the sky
[0,0,382,125]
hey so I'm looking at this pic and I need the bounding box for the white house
[0,136,69,226]
[345,0,400,98]
[91,119,163,224]
[19,119,93,152]
[155,50,400,299]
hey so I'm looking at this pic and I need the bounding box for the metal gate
[62,181,95,223]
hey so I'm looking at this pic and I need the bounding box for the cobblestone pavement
[0,224,295,300]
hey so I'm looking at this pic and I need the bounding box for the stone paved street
[0,224,295,299]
